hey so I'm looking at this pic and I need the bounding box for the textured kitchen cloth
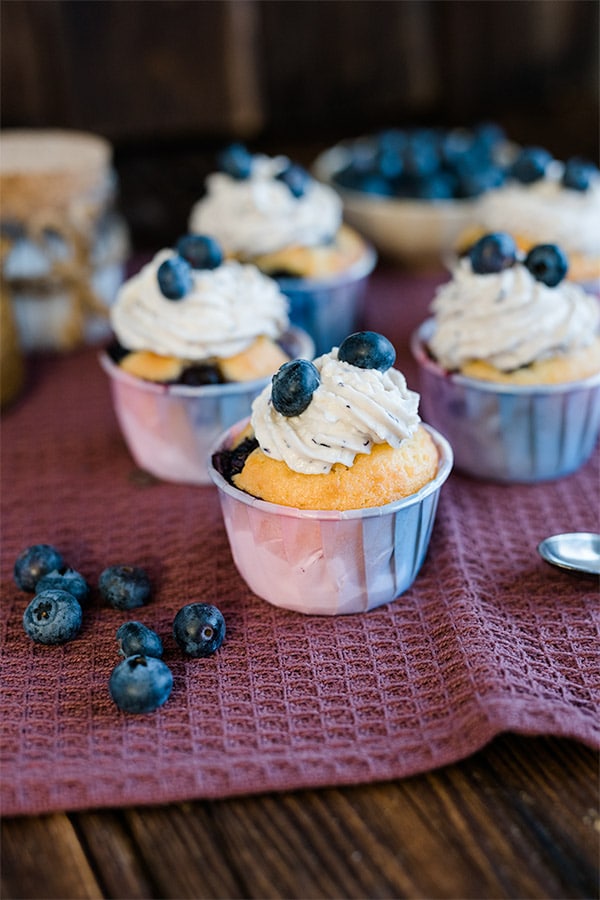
[1,268,599,817]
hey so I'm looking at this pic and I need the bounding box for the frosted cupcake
[210,331,452,615]
[189,144,376,354]
[464,149,600,290]
[411,232,600,482]
[100,234,313,484]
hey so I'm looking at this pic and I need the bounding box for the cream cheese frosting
[428,257,600,372]
[111,249,289,360]
[250,349,421,474]
[189,154,343,257]
[475,163,600,258]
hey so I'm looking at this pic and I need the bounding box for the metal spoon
[538,532,600,576]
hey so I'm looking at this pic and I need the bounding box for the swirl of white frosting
[428,257,600,372]
[189,154,343,257]
[110,250,289,360]
[475,163,600,258]
[250,349,421,474]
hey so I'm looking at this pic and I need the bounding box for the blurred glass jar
[0,129,129,352]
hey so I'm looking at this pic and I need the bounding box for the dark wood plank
[0,814,102,900]
[2,735,598,900]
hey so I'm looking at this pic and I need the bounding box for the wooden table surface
[2,732,598,899]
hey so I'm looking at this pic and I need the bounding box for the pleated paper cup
[411,320,600,483]
[209,419,453,615]
[100,326,314,485]
[275,242,377,356]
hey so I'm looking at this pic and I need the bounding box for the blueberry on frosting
[271,359,320,417]
[562,157,597,192]
[275,162,310,198]
[157,256,193,300]
[176,234,223,270]
[524,244,569,287]
[217,142,253,180]
[338,331,396,372]
[469,232,517,274]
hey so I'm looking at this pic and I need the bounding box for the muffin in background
[189,144,376,354]
[210,331,452,615]
[412,232,600,483]
[101,234,313,484]
[462,148,600,291]
[0,128,129,352]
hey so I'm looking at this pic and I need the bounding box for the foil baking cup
[100,327,314,485]
[209,419,453,615]
[411,319,600,483]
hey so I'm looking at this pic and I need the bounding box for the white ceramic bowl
[411,320,600,483]
[209,419,453,615]
[100,327,314,485]
[313,144,477,270]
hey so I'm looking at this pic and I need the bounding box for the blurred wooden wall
[2,0,598,248]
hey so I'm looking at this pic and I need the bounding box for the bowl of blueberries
[313,122,515,269]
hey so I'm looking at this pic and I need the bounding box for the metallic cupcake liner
[209,419,453,615]
[411,320,600,483]
[100,327,314,485]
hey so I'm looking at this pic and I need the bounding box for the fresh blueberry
[217,143,253,179]
[338,331,396,372]
[23,589,82,644]
[99,565,151,610]
[276,163,310,198]
[271,359,320,417]
[157,256,192,300]
[176,234,223,270]
[402,130,440,179]
[524,244,569,287]
[116,621,163,659]
[414,172,456,200]
[455,165,505,198]
[109,655,173,714]
[173,603,226,657]
[562,157,597,192]
[510,146,553,184]
[469,232,517,274]
[14,544,64,592]
[178,363,223,386]
[35,568,89,604]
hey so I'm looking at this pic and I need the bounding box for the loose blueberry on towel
[271,359,320,417]
[109,655,173,714]
[217,142,253,179]
[157,256,192,300]
[562,157,597,192]
[524,244,569,287]
[99,565,152,610]
[116,621,164,659]
[469,232,517,274]
[338,331,396,372]
[36,568,89,604]
[173,603,225,657]
[510,146,553,184]
[176,234,223,270]
[23,589,82,644]
[276,162,310,198]
[14,544,65,592]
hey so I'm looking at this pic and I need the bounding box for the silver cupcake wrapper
[100,327,314,485]
[209,419,453,615]
[411,320,600,483]
[275,243,377,356]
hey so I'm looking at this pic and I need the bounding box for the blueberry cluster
[14,544,226,716]
[271,331,396,417]
[468,233,569,287]
[157,234,223,300]
[332,126,599,201]
[217,142,311,198]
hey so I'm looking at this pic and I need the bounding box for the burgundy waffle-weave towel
[1,268,599,817]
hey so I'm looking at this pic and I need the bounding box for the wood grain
[2,735,598,900]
